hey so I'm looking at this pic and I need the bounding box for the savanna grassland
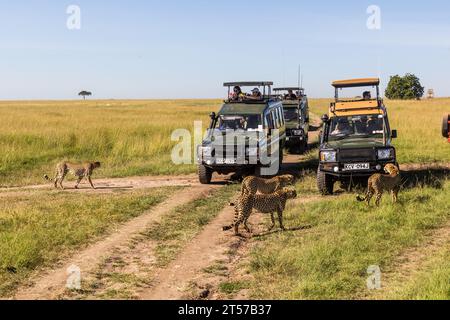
[1,98,449,187]
[0,98,449,300]
[0,100,216,187]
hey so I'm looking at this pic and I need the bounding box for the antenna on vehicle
[297,65,301,89]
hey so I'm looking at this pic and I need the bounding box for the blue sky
[1,0,449,99]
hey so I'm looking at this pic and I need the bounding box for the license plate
[216,158,237,165]
[343,163,370,171]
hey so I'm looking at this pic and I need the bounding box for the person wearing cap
[246,88,262,101]
[284,89,297,100]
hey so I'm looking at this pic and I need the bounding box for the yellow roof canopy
[330,100,383,117]
[332,78,380,88]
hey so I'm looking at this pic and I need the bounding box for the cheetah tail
[229,202,236,207]
[43,174,51,181]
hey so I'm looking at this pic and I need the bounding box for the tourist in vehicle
[355,116,369,135]
[285,89,297,100]
[363,91,372,100]
[246,88,262,101]
[230,86,245,101]
[331,120,352,136]
[367,116,383,133]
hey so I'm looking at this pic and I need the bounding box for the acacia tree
[385,74,424,100]
[78,91,92,100]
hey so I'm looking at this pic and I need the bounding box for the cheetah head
[279,174,295,184]
[282,187,297,199]
[384,164,399,175]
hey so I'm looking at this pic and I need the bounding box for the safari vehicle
[274,87,310,154]
[197,82,286,184]
[443,114,450,142]
[317,78,398,195]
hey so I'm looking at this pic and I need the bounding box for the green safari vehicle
[274,87,310,154]
[197,82,286,184]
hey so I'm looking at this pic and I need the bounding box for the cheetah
[357,163,401,206]
[223,187,297,235]
[241,174,295,196]
[44,161,101,190]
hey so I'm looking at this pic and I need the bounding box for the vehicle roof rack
[224,81,273,87]
[273,87,304,92]
[332,78,380,88]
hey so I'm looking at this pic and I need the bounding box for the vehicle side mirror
[391,130,398,139]
[210,112,216,120]
[321,114,329,123]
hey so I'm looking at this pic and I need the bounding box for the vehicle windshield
[327,115,384,141]
[283,108,299,122]
[217,114,262,131]
[336,87,376,102]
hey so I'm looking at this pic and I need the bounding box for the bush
[385,74,424,100]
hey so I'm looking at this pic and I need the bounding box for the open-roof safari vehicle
[197,82,286,184]
[274,87,310,154]
[443,114,450,142]
[317,78,398,195]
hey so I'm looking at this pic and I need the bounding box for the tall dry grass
[0,100,217,186]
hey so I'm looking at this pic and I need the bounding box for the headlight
[320,151,337,162]
[377,148,393,160]
[247,147,259,157]
[292,130,303,136]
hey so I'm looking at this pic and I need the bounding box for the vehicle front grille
[214,145,243,156]
[338,148,376,162]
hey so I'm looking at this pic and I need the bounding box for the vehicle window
[284,108,298,122]
[218,115,262,131]
[328,115,384,141]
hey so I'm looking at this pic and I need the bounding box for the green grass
[247,178,450,300]
[219,280,250,295]
[0,187,178,297]
[386,246,450,300]
[141,184,239,267]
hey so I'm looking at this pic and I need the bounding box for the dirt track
[13,184,220,300]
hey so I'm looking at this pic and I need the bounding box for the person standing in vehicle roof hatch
[246,88,262,101]
[285,89,297,100]
[363,91,372,100]
[230,86,246,101]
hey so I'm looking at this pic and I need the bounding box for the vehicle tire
[442,114,449,138]
[198,165,212,184]
[317,168,334,195]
